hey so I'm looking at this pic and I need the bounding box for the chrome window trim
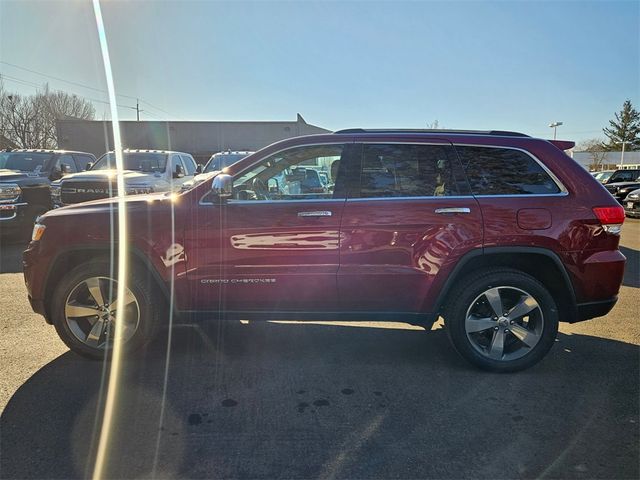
[198,140,569,205]
[199,142,348,205]
[199,197,346,206]
[452,143,568,195]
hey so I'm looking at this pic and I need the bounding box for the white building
[568,151,640,171]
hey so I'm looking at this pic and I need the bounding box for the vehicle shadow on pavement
[1,322,638,480]
[620,245,639,288]
[0,239,27,274]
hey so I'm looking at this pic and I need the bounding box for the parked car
[623,188,640,218]
[602,168,640,184]
[0,149,96,236]
[180,151,253,192]
[51,149,198,206]
[604,178,640,203]
[23,129,626,372]
[592,170,615,184]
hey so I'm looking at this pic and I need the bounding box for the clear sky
[1,0,638,143]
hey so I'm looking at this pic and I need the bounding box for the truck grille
[61,181,117,204]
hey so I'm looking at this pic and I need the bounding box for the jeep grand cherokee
[23,129,626,372]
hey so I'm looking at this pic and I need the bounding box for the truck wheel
[444,268,559,372]
[51,260,161,359]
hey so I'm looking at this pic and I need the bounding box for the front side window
[56,154,77,173]
[231,144,344,201]
[609,170,640,183]
[456,146,561,195]
[181,155,197,175]
[358,144,466,198]
[73,154,95,171]
[92,152,168,173]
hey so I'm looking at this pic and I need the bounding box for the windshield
[0,152,52,172]
[92,152,167,172]
[204,153,249,173]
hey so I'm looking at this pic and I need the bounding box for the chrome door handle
[434,207,471,214]
[298,210,332,217]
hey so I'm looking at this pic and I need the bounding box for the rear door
[338,140,483,313]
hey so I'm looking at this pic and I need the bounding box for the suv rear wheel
[51,260,160,359]
[445,268,558,372]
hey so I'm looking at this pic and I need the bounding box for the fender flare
[431,246,578,322]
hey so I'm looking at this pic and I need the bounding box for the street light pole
[620,140,629,168]
[549,121,563,140]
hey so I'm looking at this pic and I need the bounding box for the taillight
[593,206,625,234]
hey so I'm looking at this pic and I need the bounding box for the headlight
[125,184,154,195]
[629,193,639,199]
[31,223,46,242]
[0,183,21,201]
[180,181,194,192]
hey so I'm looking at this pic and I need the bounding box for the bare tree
[577,138,608,171]
[0,82,95,149]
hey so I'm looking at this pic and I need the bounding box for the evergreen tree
[603,100,640,151]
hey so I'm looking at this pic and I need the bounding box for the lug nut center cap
[498,317,509,327]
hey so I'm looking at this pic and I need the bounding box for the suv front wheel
[445,268,559,372]
[51,260,160,359]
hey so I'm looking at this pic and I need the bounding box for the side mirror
[173,164,185,178]
[195,164,203,174]
[85,162,94,171]
[211,173,233,200]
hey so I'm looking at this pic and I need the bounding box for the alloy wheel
[64,276,140,349]
[464,286,544,361]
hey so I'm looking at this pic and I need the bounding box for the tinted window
[0,152,52,172]
[73,154,95,171]
[181,155,196,175]
[456,146,560,195]
[609,170,640,183]
[56,154,77,173]
[359,144,467,198]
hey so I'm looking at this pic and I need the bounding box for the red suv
[22,130,626,371]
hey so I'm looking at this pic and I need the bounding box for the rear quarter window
[455,146,561,195]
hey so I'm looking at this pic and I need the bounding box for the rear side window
[358,144,469,198]
[456,146,560,195]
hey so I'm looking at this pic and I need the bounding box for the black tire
[51,259,162,359]
[444,268,559,372]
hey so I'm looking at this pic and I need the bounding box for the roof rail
[333,128,530,137]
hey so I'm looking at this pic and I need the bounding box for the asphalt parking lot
[1,221,638,479]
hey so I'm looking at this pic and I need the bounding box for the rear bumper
[575,297,617,322]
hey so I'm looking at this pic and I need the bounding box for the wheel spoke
[65,303,99,318]
[465,316,497,333]
[85,277,106,307]
[507,295,539,320]
[86,318,106,346]
[109,288,136,311]
[488,328,506,359]
[484,288,504,318]
[509,323,541,348]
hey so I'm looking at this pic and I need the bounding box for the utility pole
[136,98,141,121]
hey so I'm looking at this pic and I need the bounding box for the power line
[0,60,177,118]
[1,73,138,112]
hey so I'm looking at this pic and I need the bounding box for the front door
[185,143,356,313]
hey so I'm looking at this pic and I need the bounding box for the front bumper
[0,202,30,232]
